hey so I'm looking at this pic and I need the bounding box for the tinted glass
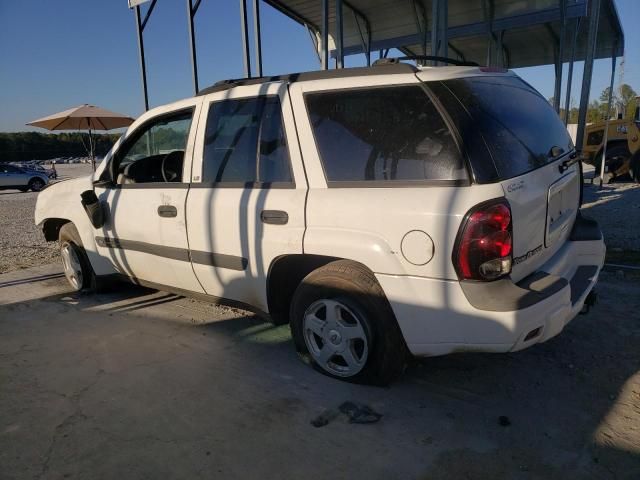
[116,110,192,183]
[202,97,292,184]
[305,86,465,183]
[1,165,19,173]
[442,76,573,180]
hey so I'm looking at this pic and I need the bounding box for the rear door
[186,82,307,311]
[429,74,579,282]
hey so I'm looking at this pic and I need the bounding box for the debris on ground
[311,401,382,427]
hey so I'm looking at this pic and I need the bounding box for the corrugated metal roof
[265,0,624,68]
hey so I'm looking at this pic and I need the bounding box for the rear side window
[202,97,292,185]
[442,76,573,180]
[305,86,466,185]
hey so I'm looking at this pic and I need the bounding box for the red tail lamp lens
[455,201,513,280]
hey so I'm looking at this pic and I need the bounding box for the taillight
[453,199,513,281]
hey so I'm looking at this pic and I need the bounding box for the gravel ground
[582,176,640,251]
[0,164,92,274]
[0,163,638,274]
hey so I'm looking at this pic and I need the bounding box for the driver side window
[114,109,193,185]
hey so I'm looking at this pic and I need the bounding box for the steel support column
[253,0,263,77]
[134,5,149,111]
[321,0,329,70]
[599,46,618,188]
[239,0,252,78]
[553,0,567,113]
[564,18,581,125]
[187,0,200,93]
[335,0,344,68]
[411,0,428,61]
[576,0,600,152]
[482,0,495,66]
[352,9,371,66]
[431,0,448,65]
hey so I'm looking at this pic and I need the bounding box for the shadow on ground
[0,272,638,479]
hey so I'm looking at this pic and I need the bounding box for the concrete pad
[1,265,639,479]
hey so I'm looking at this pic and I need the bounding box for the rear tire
[290,260,408,385]
[58,223,96,292]
[28,177,45,192]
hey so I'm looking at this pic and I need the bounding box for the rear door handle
[261,210,288,225]
[157,205,178,218]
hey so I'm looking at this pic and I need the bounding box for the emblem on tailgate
[513,244,543,265]
[507,179,525,192]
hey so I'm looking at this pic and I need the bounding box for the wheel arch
[267,254,340,323]
[594,140,631,163]
[42,218,71,242]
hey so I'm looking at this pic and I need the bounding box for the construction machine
[581,96,640,183]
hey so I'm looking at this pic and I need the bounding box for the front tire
[59,223,96,292]
[28,177,45,192]
[594,144,630,181]
[290,260,408,385]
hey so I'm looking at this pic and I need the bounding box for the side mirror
[80,190,106,229]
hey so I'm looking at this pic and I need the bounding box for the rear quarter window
[441,76,573,181]
[305,85,467,185]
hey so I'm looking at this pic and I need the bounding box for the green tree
[599,84,638,119]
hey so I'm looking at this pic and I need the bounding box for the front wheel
[290,260,408,385]
[28,177,45,192]
[59,223,95,291]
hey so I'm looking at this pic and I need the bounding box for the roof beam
[332,1,590,58]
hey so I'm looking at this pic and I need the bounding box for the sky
[0,0,638,132]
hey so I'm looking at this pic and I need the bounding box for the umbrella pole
[88,119,95,171]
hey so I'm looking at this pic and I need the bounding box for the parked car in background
[0,163,49,191]
[35,61,605,385]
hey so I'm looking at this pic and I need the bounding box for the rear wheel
[59,223,95,292]
[28,177,45,192]
[290,260,408,385]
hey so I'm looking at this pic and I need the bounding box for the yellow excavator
[581,97,640,183]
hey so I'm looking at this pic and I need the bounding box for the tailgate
[502,159,580,282]
[428,74,578,282]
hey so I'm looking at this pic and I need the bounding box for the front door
[95,99,204,293]
[186,82,307,311]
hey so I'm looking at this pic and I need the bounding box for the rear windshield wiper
[557,149,579,173]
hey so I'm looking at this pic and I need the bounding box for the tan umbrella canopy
[27,104,135,170]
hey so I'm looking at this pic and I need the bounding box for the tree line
[549,83,638,124]
[0,131,120,163]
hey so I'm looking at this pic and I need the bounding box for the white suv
[35,62,605,384]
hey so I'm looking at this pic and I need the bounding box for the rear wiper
[558,150,579,173]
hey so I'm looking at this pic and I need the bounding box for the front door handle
[261,210,288,225]
[157,205,178,218]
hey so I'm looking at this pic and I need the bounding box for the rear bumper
[376,215,605,357]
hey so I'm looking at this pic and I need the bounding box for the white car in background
[35,60,605,384]
[0,163,49,192]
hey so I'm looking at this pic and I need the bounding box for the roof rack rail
[373,56,480,67]
[197,63,418,96]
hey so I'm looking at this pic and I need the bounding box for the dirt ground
[0,264,639,479]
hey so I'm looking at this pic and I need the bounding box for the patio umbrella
[27,104,135,170]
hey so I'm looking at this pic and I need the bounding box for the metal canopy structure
[267,0,623,69]
[128,0,624,153]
